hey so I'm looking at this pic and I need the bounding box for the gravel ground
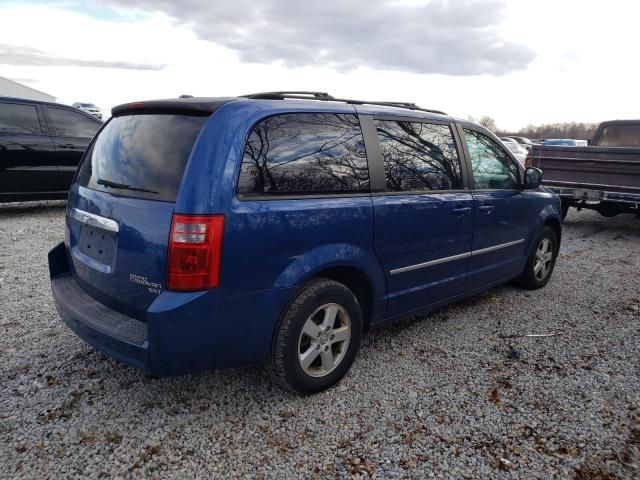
[1,201,639,479]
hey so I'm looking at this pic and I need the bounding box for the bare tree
[478,115,497,132]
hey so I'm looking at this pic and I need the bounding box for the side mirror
[523,167,543,189]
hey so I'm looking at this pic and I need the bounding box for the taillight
[167,214,225,291]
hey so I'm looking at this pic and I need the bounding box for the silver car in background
[501,139,528,165]
[72,102,102,120]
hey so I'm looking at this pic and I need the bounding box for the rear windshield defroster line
[77,114,208,202]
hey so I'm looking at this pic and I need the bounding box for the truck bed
[527,145,640,203]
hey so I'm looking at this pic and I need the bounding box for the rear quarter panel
[222,196,384,295]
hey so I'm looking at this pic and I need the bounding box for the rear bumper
[52,274,149,369]
[546,184,640,205]
[48,242,295,376]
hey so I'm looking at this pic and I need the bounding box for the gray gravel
[1,201,639,479]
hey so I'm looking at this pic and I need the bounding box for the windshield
[77,113,208,201]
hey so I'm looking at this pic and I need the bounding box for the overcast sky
[0,0,637,130]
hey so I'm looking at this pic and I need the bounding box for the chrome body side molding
[390,239,525,275]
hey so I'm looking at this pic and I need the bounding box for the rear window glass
[237,113,369,196]
[598,125,640,147]
[44,107,99,138]
[0,103,41,135]
[78,114,207,201]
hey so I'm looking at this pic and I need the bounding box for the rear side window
[0,103,41,135]
[78,114,208,202]
[598,124,640,147]
[44,106,99,138]
[375,120,463,192]
[237,113,369,196]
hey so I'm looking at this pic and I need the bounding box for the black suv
[0,97,101,202]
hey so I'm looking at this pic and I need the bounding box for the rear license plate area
[78,226,117,266]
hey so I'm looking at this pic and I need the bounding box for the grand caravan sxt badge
[129,274,162,295]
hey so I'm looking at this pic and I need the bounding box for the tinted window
[375,120,463,192]
[0,103,41,135]
[238,113,369,196]
[598,124,640,147]
[465,129,519,190]
[44,107,99,138]
[78,114,208,201]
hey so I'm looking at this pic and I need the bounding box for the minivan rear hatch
[68,107,215,319]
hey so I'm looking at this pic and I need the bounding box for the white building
[0,76,55,102]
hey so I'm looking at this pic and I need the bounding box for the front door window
[464,129,519,190]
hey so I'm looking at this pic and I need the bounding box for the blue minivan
[49,92,562,394]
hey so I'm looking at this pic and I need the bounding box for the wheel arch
[522,207,562,270]
[305,265,376,333]
[271,244,387,333]
[544,217,562,248]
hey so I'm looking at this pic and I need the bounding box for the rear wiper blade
[97,178,159,195]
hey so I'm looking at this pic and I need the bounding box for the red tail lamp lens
[167,214,224,291]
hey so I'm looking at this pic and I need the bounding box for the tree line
[498,122,599,141]
[470,115,599,140]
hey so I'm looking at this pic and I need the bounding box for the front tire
[518,226,559,290]
[270,279,362,395]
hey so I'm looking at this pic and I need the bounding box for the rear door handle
[58,143,76,149]
[452,206,471,215]
[478,205,495,214]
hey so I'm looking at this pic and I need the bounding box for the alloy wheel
[534,237,554,281]
[297,303,351,378]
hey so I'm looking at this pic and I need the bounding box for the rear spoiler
[112,97,236,117]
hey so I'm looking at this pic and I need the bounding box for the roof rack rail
[244,91,335,100]
[242,91,447,116]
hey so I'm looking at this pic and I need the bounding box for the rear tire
[518,226,558,290]
[597,201,622,217]
[561,199,571,220]
[270,279,362,395]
